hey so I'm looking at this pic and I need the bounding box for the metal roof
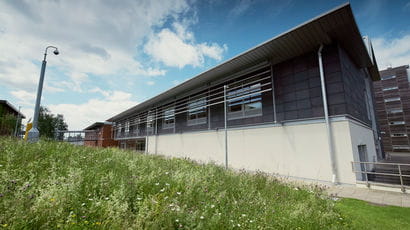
[83,121,113,130]
[0,100,26,119]
[108,3,380,122]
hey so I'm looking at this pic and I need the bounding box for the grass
[0,137,409,229]
[336,198,410,230]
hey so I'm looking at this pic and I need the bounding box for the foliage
[0,105,18,136]
[1,138,406,229]
[38,106,68,139]
[335,198,410,230]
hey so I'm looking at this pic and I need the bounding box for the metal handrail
[351,161,410,166]
[351,161,410,193]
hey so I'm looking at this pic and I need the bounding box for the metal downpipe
[318,44,338,184]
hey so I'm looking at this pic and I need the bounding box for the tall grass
[0,137,348,229]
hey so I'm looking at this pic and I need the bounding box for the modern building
[108,3,381,185]
[373,65,410,153]
[0,100,25,136]
[83,122,118,147]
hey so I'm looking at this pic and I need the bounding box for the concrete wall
[147,118,377,185]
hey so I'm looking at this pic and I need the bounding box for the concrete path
[327,185,410,207]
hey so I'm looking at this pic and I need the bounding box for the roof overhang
[0,100,26,119]
[108,2,379,122]
[83,121,113,130]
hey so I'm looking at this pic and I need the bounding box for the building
[83,122,118,147]
[373,65,410,153]
[108,3,381,185]
[0,100,25,136]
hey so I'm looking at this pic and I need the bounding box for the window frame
[227,81,263,120]
[163,107,175,129]
[187,97,207,126]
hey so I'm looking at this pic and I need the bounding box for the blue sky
[0,0,409,129]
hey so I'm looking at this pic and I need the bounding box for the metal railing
[351,161,410,192]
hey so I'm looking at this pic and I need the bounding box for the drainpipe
[318,44,338,184]
[224,85,228,169]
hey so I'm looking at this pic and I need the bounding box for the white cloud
[10,90,36,106]
[49,90,138,130]
[146,81,156,86]
[372,34,410,69]
[0,0,190,91]
[144,22,227,68]
[229,0,254,18]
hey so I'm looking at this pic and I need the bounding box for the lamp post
[27,46,59,142]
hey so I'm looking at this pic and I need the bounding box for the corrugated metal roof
[108,2,379,121]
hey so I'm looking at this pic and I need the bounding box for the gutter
[318,44,338,184]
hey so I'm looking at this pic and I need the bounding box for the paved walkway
[327,185,410,207]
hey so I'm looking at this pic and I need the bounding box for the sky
[0,0,409,130]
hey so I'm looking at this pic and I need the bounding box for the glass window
[391,133,407,137]
[187,97,207,126]
[147,112,155,133]
[389,121,405,125]
[125,120,130,133]
[163,107,175,129]
[227,81,262,120]
[382,75,396,80]
[384,97,400,103]
[392,145,410,150]
[133,117,140,135]
[387,108,403,114]
[382,86,398,91]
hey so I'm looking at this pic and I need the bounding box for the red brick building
[373,65,410,152]
[84,122,117,147]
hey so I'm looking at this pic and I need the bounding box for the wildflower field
[0,137,409,229]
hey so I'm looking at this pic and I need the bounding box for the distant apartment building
[0,100,25,136]
[373,65,410,152]
[108,4,381,185]
[84,122,118,147]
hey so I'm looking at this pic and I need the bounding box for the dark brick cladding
[116,44,372,137]
[373,65,410,152]
[274,45,370,124]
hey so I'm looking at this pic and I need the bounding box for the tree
[38,106,68,139]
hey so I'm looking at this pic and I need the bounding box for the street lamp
[27,46,59,142]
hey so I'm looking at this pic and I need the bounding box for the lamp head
[53,49,59,55]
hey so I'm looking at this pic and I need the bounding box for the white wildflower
[165,172,169,175]
[249,220,254,223]
[176,192,181,195]
[200,216,204,220]
[237,224,241,227]
[155,183,160,186]
[210,204,215,208]
[88,198,93,201]
[160,188,165,192]
[165,183,170,186]
[242,214,246,217]
[175,219,179,222]
[81,203,86,206]
[137,197,143,201]
[104,197,109,200]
